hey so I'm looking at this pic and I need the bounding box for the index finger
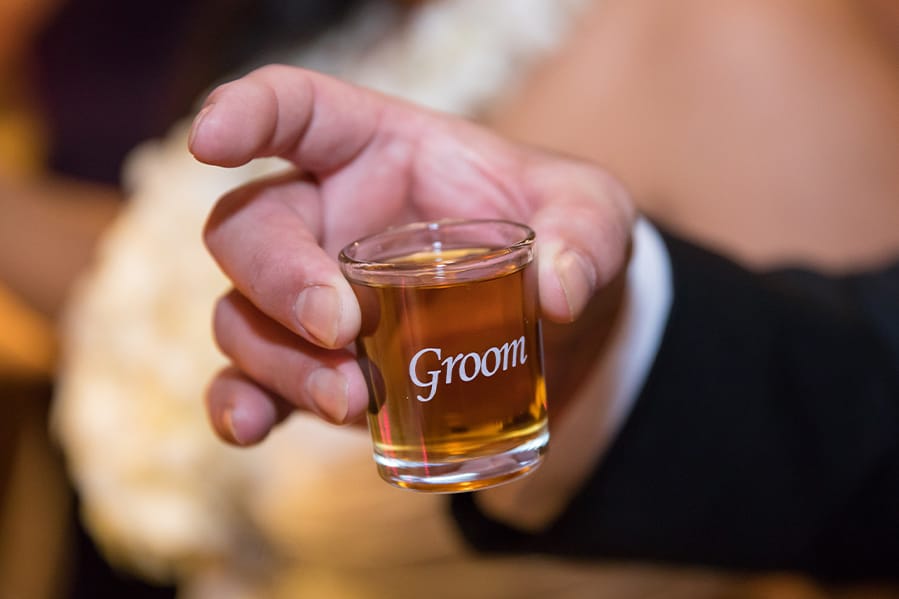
[188,64,390,173]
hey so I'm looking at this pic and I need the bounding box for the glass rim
[338,219,535,279]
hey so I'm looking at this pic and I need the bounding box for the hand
[189,65,635,445]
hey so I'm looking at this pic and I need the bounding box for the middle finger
[213,288,369,424]
[204,171,362,350]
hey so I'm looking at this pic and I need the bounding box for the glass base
[373,429,549,493]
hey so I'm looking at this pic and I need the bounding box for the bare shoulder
[489,0,899,269]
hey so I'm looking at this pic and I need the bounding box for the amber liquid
[350,248,547,492]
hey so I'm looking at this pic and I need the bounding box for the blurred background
[1,0,897,597]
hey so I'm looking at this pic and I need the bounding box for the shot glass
[339,219,547,492]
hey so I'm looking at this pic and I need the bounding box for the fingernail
[306,368,349,423]
[295,285,342,348]
[223,403,249,445]
[554,250,597,319]
[188,104,215,151]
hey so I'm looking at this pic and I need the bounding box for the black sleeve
[451,232,899,581]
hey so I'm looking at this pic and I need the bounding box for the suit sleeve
[451,232,899,580]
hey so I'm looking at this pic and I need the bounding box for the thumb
[526,158,636,323]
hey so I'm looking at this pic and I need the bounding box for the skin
[0,178,120,318]
[189,65,635,445]
[488,0,899,270]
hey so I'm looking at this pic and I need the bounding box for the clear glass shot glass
[339,219,548,492]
